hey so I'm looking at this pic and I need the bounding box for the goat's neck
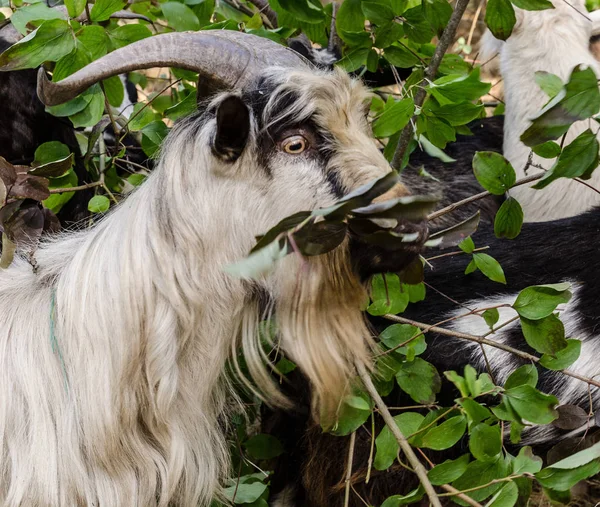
[501,31,600,221]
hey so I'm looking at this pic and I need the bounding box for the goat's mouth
[348,217,429,280]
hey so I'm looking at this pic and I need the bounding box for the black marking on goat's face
[211,94,250,162]
[349,219,429,281]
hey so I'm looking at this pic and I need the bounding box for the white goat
[0,31,426,506]
[483,0,600,221]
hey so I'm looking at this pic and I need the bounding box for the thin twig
[356,362,442,507]
[383,314,600,390]
[466,0,484,48]
[425,245,489,262]
[439,484,483,507]
[343,431,357,507]
[328,2,341,55]
[49,181,103,194]
[365,412,375,484]
[391,0,471,169]
[427,172,545,221]
[246,0,278,28]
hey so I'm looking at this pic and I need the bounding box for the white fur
[485,0,600,222]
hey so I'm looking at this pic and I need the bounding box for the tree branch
[427,171,545,221]
[391,0,471,169]
[384,314,600,390]
[356,361,443,507]
[246,0,278,28]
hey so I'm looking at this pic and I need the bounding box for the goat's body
[484,1,600,221]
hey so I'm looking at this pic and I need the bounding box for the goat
[482,0,600,221]
[0,30,429,506]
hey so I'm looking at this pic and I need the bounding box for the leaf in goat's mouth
[225,171,446,280]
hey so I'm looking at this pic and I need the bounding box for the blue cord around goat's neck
[50,288,69,392]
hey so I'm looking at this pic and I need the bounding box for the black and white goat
[0,31,429,506]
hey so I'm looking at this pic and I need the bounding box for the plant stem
[356,361,442,507]
[343,431,356,507]
[391,0,471,169]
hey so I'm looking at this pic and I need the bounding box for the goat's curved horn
[38,31,309,106]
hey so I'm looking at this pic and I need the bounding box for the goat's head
[37,31,428,418]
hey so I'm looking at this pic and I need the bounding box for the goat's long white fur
[482,0,600,222]
[0,68,411,506]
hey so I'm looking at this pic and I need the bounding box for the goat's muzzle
[348,217,429,280]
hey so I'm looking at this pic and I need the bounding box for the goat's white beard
[237,244,372,422]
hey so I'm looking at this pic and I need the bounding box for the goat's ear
[211,95,250,162]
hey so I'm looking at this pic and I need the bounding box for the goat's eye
[282,135,308,154]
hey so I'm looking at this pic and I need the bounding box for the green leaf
[336,47,370,73]
[396,357,441,404]
[428,455,470,485]
[504,364,538,390]
[65,0,87,18]
[374,412,424,470]
[336,0,366,44]
[521,66,600,146]
[513,283,571,320]
[69,84,105,128]
[534,71,563,99]
[473,253,506,284]
[485,0,516,40]
[421,415,467,450]
[458,236,475,254]
[165,91,198,121]
[472,151,516,195]
[141,120,169,157]
[510,0,554,9]
[9,3,66,35]
[535,460,600,491]
[77,25,108,60]
[483,308,500,330]
[223,481,268,504]
[128,102,157,132]
[162,2,201,31]
[362,0,395,25]
[539,339,581,370]
[367,273,410,316]
[372,98,415,138]
[452,456,508,502]
[127,174,147,187]
[459,398,493,425]
[551,441,600,469]
[465,259,477,275]
[532,129,600,189]
[504,384,558,424]
[384,44,419,68]
[224,237,289,280]
[520,314,567,356]
[532,140,561,159]
[429,68,491,106]
[243,434,283,460]
[34,141,70,166]
[103,75,124,108]
[278,0,325,23]
[379,324,424,357]
[0,19,75,71]
[469,423,502,462]
[424,100,484,127]
[402,6,434,43]
[90,0,127,22]
[43,169,78,213]
[88,195,110,213]
[53,41,92,82]
[381,486,425,507]
[494,197,523,240]
[422,0,452,34]
[512,446,543,474]
[108,23,152,49]
[329,393,372,436]
[486,481,518,507]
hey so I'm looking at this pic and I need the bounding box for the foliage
[1,0,600,505]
